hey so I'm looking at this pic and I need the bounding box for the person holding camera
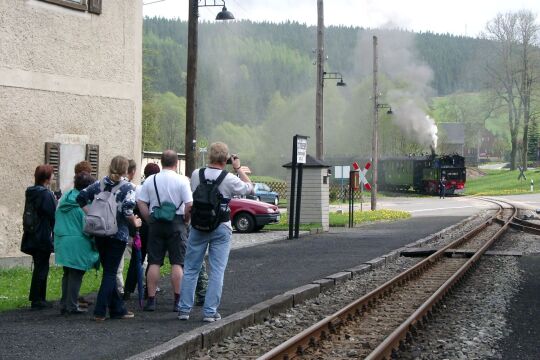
[178,142,253,322]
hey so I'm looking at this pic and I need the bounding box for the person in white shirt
[137,150,193,311]
[178,142,253,322]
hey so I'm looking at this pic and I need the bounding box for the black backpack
[22,196,40,234]
[191,169,229,232]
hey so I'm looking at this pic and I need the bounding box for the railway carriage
[379,154,466,195]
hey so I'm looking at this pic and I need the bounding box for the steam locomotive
[379,154,466,195]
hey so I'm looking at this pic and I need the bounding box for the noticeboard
[296,136,307,164]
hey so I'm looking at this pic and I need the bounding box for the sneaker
[94,316,106,322]
[178,312,190,320]
[143,298,156,312]
[119,311,135,319]
[203,313,221,322]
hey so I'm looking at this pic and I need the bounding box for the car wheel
[256,196,261,202]
[234,212,255,233]
[273,196,279,206]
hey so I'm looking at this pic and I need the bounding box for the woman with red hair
[21,164,57,310]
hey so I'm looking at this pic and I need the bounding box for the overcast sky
[143,0,540,37]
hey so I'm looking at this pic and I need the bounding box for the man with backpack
[137,150,193,311]
[178,142,253,322]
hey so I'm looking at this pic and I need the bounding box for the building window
[39,0,101,14]
[45,142,100,192]
[39,0,88,11]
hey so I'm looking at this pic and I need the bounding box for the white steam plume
[354,30,439,150]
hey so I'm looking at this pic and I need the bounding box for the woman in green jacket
[54,172,99,315]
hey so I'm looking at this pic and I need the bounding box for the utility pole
[315,0,325,160]
[185,0,199,177]
[371,35,379,211]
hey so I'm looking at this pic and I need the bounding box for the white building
[0,0,142,257]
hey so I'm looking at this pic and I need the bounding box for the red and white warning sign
[352,161,371,190]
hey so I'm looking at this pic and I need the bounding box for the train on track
[379,154,466,195]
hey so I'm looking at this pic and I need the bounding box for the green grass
[330,209,411,226]
[0,259,173,312]
[465,169,540,196]
[0,266,102,312]
[265,209,410,231]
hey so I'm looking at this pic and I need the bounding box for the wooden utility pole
[315,0,325,160]
[185,0,199,177]
[371,35,379,211]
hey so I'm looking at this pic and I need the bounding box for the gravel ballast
[190,212,540,360]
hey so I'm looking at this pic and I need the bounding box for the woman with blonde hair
[77,156,141,321]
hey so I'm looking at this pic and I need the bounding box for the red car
[229,198,280,233]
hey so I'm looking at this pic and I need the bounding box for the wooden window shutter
[44,142,61,191]
[88,0,102,14]
[85,144,100,178]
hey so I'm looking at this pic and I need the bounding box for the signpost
[289,135,308,239]
[334,165,350,202]
[349,161,371,226]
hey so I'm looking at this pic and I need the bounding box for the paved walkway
[0,215,467,360]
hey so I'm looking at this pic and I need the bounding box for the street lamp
[323,72,347,87]
[377,103,393,115]
[315,70,347,161]
[185,0,234,176]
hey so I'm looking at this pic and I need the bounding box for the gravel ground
[190,211,540,360]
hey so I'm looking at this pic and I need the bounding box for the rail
[258,198,515,360]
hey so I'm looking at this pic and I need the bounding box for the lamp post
[315,69,347,161]
[185,0,234,176]
[315,0,324,160]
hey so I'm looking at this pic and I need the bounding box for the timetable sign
[296,137,307,164]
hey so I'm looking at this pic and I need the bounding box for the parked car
[229,198,280,233]
[249,182,279,205]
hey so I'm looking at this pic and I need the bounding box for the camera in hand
[226,154,238,164]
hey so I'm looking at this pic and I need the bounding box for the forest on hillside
[142,16,540,177]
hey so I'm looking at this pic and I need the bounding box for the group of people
[21,141,253,322]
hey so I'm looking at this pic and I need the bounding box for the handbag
[151,175,182,222]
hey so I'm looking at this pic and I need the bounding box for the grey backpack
[84,179,125,237]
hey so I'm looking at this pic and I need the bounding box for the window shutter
[88,0,102,14]
[44,142,61,191]
[85,144,99,178]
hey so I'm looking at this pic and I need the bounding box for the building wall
[287,167,329,231]
[0,0,142,256]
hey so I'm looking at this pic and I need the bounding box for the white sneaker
[178,312,190,320]
[203,313,221,322]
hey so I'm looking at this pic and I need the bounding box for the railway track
[258,199,517,360]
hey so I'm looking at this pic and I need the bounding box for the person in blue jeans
[178,142,253,322]
[77,156,142,321]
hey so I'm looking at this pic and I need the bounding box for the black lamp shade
[337,79,346,87]
[216,6,234,20]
